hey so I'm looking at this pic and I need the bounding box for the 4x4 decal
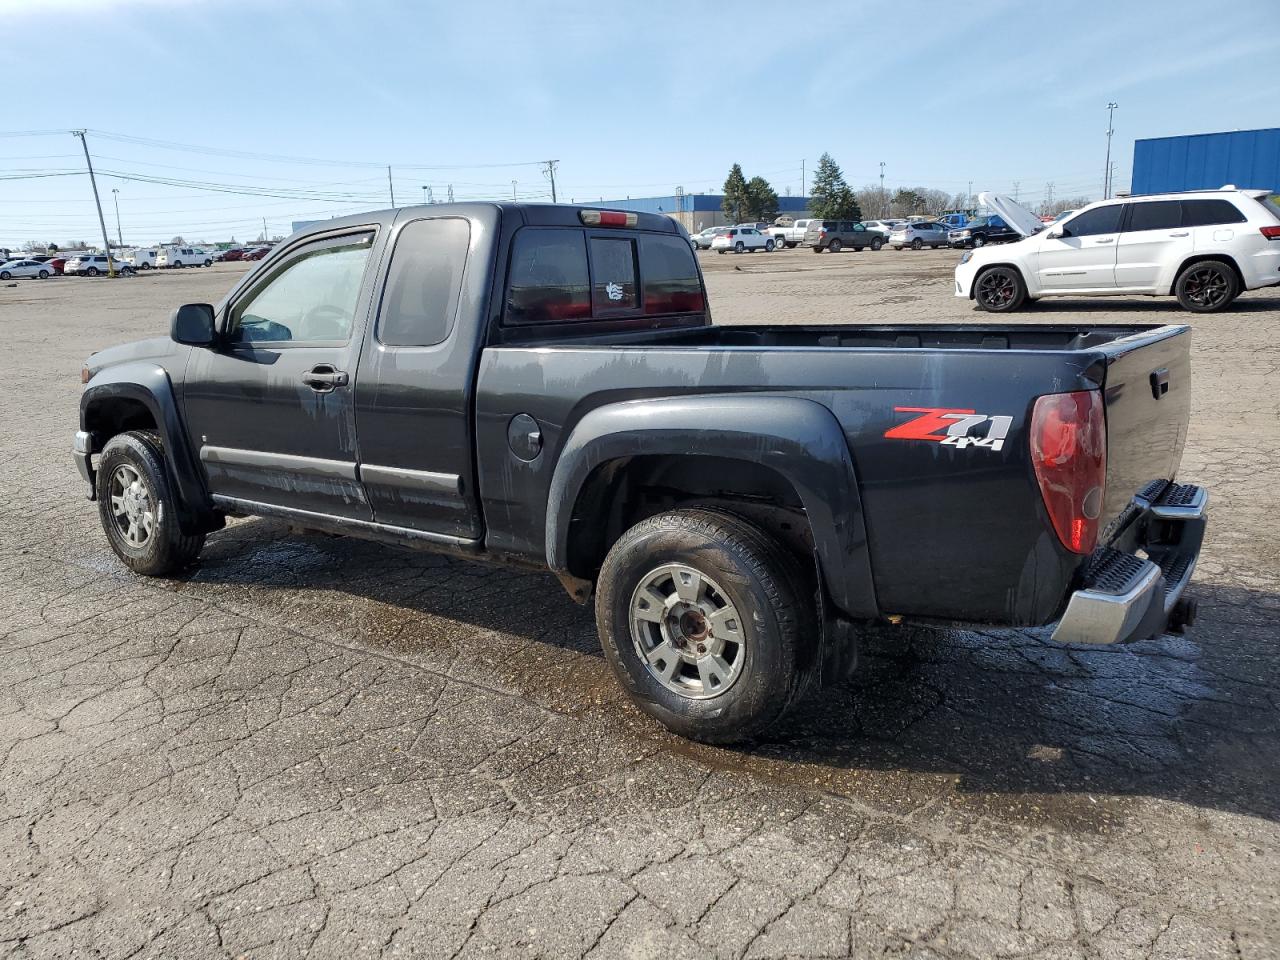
[885,406,1013,452]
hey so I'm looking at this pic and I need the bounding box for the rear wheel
[174,261,184,268]
[735,241,745,253]
[974,266,1027,312]
[0,271,9,280]
[1174,260,1240,313]
[86,267,99,277]
[828,238,842,253]
[893,246,903,251]
[139,262,151,270]
[595,509,818,743]
[95,431,205,577]
[38,269,49,279]
[911,238,923,250]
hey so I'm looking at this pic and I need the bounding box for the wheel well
[565,455,813,582]
[969,261,1024,299]
[84,398,157,447]
[1169,254,1243,295]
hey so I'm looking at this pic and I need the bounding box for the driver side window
[228,232,374,344]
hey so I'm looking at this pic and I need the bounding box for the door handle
[1092,238,1115,244]
[1169,231,1189,237]
[302,365,349,391]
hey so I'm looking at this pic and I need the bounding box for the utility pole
[1104,101,1118,199]
[71,130,115,278]
[387,165,396,206]
[880,162,886,217]
[422,185,428,205]
[542,160,559,203]
[512,180,518,201]
[801,158,805,199]
[111,188,123,247]
[263,217,268,242]
[1012,181,1020,203]
[447,184,454,203]
[967,180,973,210]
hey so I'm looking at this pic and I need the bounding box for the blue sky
[2,0,1277,247]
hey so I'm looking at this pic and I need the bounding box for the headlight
[959,230,971,237]
[959,251,973,265]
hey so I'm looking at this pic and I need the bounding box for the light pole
[422,185,428,205]
[111,188,123,247]
[1103,102,1118,199]
[879,162,886,216]
[512,180,518,200]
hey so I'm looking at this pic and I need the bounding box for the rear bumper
[1051,482,1207,645]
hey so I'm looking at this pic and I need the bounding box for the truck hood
[978,192,1044,238]
[86,336,181,376]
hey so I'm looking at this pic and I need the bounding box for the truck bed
[476,322,1191,627]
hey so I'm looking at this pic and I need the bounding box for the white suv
[711,226,772,254]
[955,188,1280,313]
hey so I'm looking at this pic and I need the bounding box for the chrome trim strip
[210,494,478,549]
[200,445,357,481]
[1050,560,1161,645]
[359,464,461,496]
[1151,487,1208,520]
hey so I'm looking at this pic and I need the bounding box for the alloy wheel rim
[629,564,745,700]
[109,464,155,548]
[1186,268,1227,307]
[978,272,1015,307]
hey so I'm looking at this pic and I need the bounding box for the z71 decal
[884,406,1013,452]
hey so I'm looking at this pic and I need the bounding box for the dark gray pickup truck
[75,203,1207,742]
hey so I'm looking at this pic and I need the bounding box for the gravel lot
[2,250,1278,958]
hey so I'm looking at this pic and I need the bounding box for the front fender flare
[80,362,211,533]
[546,395,878,619]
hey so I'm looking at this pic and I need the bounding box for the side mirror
[171,303,217,346]
[1047,230,1063,240]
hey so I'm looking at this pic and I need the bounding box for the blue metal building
[1131,128,1280,195]
[594,194,812,230]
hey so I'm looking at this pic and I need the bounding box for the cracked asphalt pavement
[2,253,1278,958]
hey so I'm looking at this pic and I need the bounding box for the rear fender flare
[80,363,211,533]
[545,395,879,619]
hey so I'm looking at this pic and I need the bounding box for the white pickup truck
[768,218,812,249]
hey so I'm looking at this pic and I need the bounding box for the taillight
[1030,390,1106,554]
[1260,225,1280,240]
[579,210,637,228]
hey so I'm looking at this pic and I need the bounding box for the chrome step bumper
[1051,482,1206,645]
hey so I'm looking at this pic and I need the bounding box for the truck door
[352,214,483,539]
[182,227,381,519]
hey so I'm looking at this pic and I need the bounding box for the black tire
[734,241,744,253]
[811,246,822,253]
[972,235,986,248]
[140,262,151,270]
[828,238,842,253]
[765,239,775,252]
[0,271,9,280]
[174,261,184,268]
[717,249,726,255]
[931,244,940,249]
[974,265,1027,312]
[203,259,212,267]
[1174,260,1240,313]
[95,431,205,577]
[893,246,903,251]
[786,241,797,249]
[870,237,883,251]
[38,269,49,279]
[86,267,99,276]
[595,509,818,743]
[911,238,923,250]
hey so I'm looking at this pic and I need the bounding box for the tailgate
[1099,326,1191,529]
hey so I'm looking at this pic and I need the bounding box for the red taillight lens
[579,210,637,228]
[1260,225,1280,240]
[1030,390,1106,554]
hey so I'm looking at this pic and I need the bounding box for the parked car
[769,218,812,248]
[935,213,970,230]
[243,246,271,261]
[889,221,950,250]
[26,255,56,264]
[156,246,214,268]
[125,249,159,270]
[215,248,247,262]
[49,257,67,276]
[1040,209,1077,225]
[947,214,1024,248]
[689,228,728,251]
[711,226,772,253]
[0,258,53,280]
[803,219,885,253]
[957,188,1280,313]
[64,255,134,276]
[73,201,1206,743]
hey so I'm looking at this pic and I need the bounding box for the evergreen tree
[808,153,859,219]
[721,163,749,222]
[745,177,779,221]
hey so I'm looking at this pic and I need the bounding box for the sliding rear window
[504,227,703,326]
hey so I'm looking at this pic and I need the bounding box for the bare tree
[855,184,889,220]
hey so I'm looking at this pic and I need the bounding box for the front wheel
[203,259,212,267]
[1174,260,1240,313]
[139,262,151,270]
[174,261,184,268]
[911,238,923,250]
[972,235,986,248]
[870,237,883,250]
[0,271,9,280]
[735,241,745,253]
[95,431,205,576]
[828,238,842,253]
[764,239,775,252]
[974,266,1027,312]
[86,267,99,277]
[38,269,49,279]
[595,509,817,743]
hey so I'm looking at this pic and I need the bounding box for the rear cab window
[504,226,704,328]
